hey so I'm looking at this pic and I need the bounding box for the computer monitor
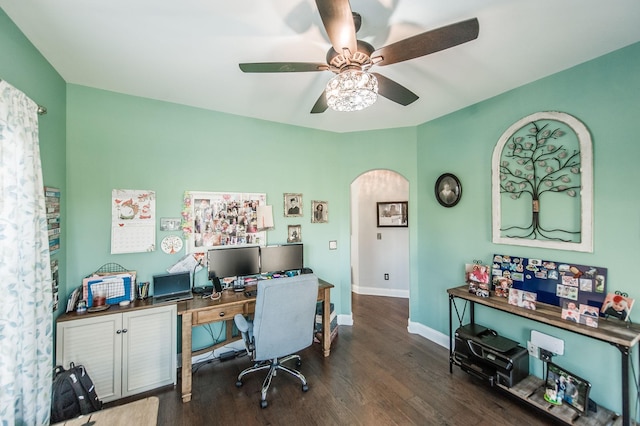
[207,246,260,281]
[260,243,303,274]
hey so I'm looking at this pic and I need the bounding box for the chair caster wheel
[260,400,268,409]
[302,384,309,392]
[236,381,243,388]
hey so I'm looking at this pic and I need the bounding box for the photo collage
[482,254,616,326]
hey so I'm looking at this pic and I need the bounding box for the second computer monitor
[260,243,303,274]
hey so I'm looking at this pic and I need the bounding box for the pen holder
[138,282,150,299]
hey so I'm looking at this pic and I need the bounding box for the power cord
[192,322,226,373]
[191,257,202,291]
[192,257,222,300]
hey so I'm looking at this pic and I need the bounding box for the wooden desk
[448,285,640,426]
[177,279,334,403]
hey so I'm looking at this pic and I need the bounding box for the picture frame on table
[376,201,408,227]
[435,173,462,207]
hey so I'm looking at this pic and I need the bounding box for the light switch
[377,233,382,240]
[329,240,337,250]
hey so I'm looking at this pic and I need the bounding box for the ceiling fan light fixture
[326,70,378,112]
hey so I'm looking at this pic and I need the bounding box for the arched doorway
[350,170,410,304]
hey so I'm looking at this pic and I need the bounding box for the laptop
[152,271,193,303]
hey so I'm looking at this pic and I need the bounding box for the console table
[448,285,640,426]
[177,279,334,403]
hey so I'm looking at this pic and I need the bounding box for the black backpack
[50,362,103,423]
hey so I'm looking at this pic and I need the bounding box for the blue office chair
[234,274,319,408]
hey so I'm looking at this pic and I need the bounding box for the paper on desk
[167,253,203,274]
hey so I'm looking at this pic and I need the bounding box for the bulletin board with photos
[491,254,607,313]
[181,191,267,254]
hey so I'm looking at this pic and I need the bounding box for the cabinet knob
[219,312,225,317]
[122,329,128,333]
[116,329,122,334]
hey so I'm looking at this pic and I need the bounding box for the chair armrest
[234,314,255,354]
[234,314,249,333]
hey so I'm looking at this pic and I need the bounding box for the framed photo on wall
[160,217,181,231]
[435,173,462,207]
[288,225,301,243]
[284,193,302,217]
[376,201,408,227]
[311,200,328,223]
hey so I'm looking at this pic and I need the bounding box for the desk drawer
[194,304,244,325]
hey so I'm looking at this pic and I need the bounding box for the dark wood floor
[109,294,553,425]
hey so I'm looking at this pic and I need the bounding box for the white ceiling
[2,0,640,133]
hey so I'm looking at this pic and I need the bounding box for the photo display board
[491,254,607,310]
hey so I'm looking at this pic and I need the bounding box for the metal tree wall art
[492,112,593,252]
[501,123,580,238]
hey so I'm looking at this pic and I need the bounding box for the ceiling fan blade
[372,73,419,106]
[315,0,357,55]
[239,62,327,73]
[373,18,479,66]
[310,90,328,114]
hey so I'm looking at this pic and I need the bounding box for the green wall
[65,85,417,348]
[416,42,640,413]
[0,9,67,314]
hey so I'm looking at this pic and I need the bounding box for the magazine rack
[90,262,131,276]
[448,285,640,426]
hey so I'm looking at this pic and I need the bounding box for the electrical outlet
[384,273,389,280]
[531,330,564,355]
[527,341,539,358]
[540,348,553,363]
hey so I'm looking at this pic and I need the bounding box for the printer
[453,324,529,388]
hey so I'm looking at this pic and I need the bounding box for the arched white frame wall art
[492,111,593,252]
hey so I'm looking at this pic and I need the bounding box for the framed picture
[284,193,302,217]
[288,225,301,243]
[160,217,181,231]
[376,201,408,227]
[311,200,328,223]
[435,173,462,207]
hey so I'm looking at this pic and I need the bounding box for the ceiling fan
[239,0,479,113]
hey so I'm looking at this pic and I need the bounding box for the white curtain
[0,80,53,425]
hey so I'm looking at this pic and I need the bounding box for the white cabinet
[56,304,177,403]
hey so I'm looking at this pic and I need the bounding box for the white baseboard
[337,313,353,326]
[351,285,409,298]
[336,308,447,349]
[407,319,449,349]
